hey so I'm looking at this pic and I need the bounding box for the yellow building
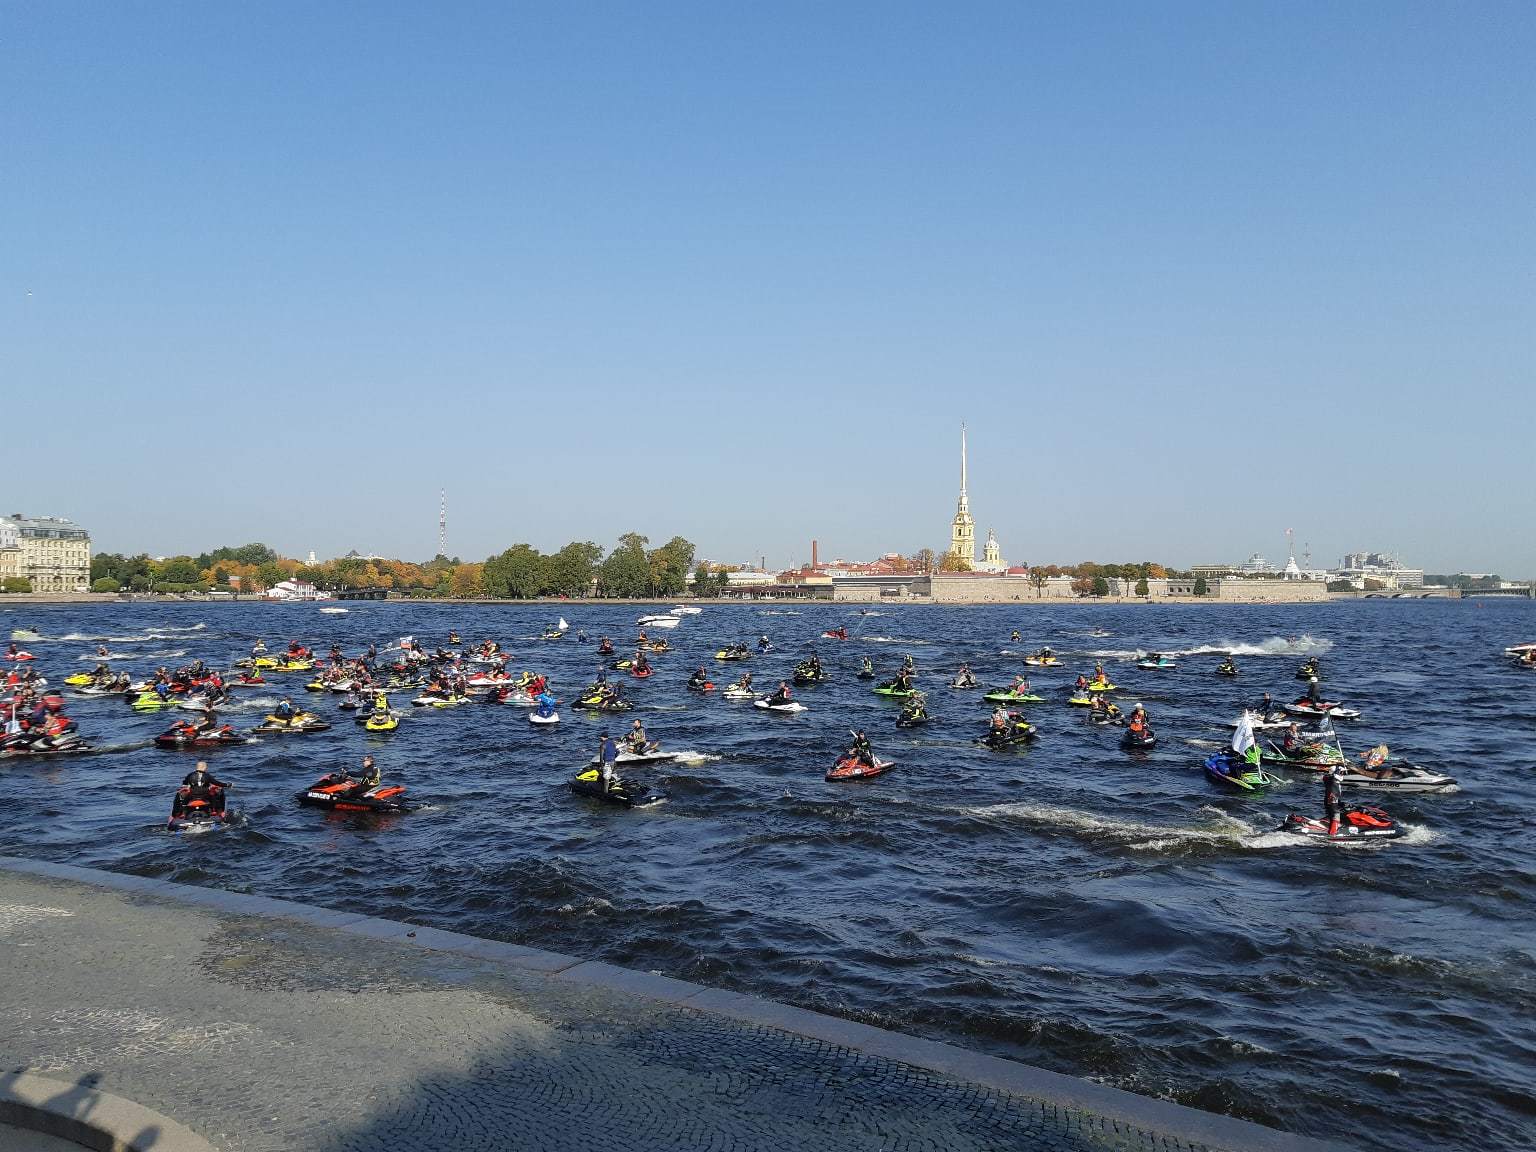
[947,425,975,568]
[3,515,92,592]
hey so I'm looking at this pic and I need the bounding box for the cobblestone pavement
[0,867,1340,1151]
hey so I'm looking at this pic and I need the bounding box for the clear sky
[4,2,1533,574]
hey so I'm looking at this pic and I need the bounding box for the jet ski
[721,685,756,700]
[856,664,876,680]
[981,716,1037,749]
[821,628,849,640]
[609,658,635,670]
[1284,701,1361,721]
[4,650,36,662]
[895,693,931,728]
[358,711,401,732]
[686,677,715,693]
[9,629,42,642]
[826,755,892,781]
[754,697,806,713]
[872,682,917,698]
[528,708,560,726]
[1324,763,1457,793]
[63,672,97,687]
[636,614,681,629]
[586,748,680,768]
[1121,727,1156,750]
[0,733,92,758]
[1262,740,1346,769]
[642,639,671,653]
[792,664,826,686]
[167,788,231,833]
[252,712,331,734]
[948,675,980,690]
[982,688,1043,704]
[1278,806,1403,840]
[1216,660,1239,676]
[1083,680,1117,692]
[574,692,632,713]
[570,768,666,808]
[155,722,244,749]
[1223,712,1291,732]
[630,664,653,679]
[1203,752,1276,791]
[1023,652,1061,667]
[714,646,752,661]
[297,773,414,813]
[1135,656,1177,670]
[1295,661,1323,681]
[125,691,179,711]
[412,693,470,708]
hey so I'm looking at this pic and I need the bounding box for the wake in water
[859,636,932,645]
[1086,635,1336,660]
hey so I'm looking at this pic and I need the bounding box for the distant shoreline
[0,592,1458,609]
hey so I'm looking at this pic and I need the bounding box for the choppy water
[3,599,1534,1151]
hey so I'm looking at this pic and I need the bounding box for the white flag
[1231,712,1256,757]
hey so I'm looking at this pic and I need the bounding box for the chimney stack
[811,539,818,570]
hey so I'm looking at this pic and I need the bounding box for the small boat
[1135,656,1177,670]
[636,615,681,629]
[669,605,702,616]
[318,606,349,614]
[754,698,806,713]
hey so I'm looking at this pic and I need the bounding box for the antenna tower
[439,490,447,558]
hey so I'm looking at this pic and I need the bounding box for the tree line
[88,534,699,599]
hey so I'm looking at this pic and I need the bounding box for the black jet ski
[155,722,245,749]
[0,732,93,758]
[296,772,414,813]
[895,695,931,728]
[569,768,665,808]
[1121,727,1156,750]
[574,691,632,713]
[792,663,827,686]
[981,716,1037,749]
[1278,806,1403,840]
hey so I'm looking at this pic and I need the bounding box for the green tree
[599,533,650,597]
[646,536,696,597]
[1134,576,1149,597]
[692,563,716,597]
[156,557,203,585]
[92,577,121,593]
[1193,576,1209,596]
[483,544,546,599]
[544,541,603,597]
[2,577,33,593]
[1091,575,1110,597]
[254,562,285,591]
[712,568,732,596]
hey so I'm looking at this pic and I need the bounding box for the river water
[2,599,1532,1151]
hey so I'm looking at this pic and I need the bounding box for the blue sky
[4,2,1532,573]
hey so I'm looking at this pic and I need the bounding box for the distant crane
[439,490,447,559]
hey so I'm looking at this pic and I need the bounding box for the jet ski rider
[846,730,874,768]
[1324,766,1346,836]
[173,761,229,817]
[766,681,792,707]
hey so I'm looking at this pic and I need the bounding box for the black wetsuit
[1323,773,1344,826]
[175,770,228,815]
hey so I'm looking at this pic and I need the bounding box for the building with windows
[0,519,20,583]
[2,514,92,592]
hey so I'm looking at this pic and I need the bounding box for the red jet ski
[155,721,245,749]
[296,772,413,813]
[821,628,848,640]
[168,787,231,833]
[1278,806,1403,841]
[826,755,893,782]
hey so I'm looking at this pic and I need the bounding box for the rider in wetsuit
[174,761,229,817]
[1324,767,1346,835]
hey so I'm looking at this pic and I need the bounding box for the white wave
[962,799,1251,849]
[859,636,932,645]
[1086,635,1336,661]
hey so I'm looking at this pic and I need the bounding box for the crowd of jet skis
[1,618,1460,841]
